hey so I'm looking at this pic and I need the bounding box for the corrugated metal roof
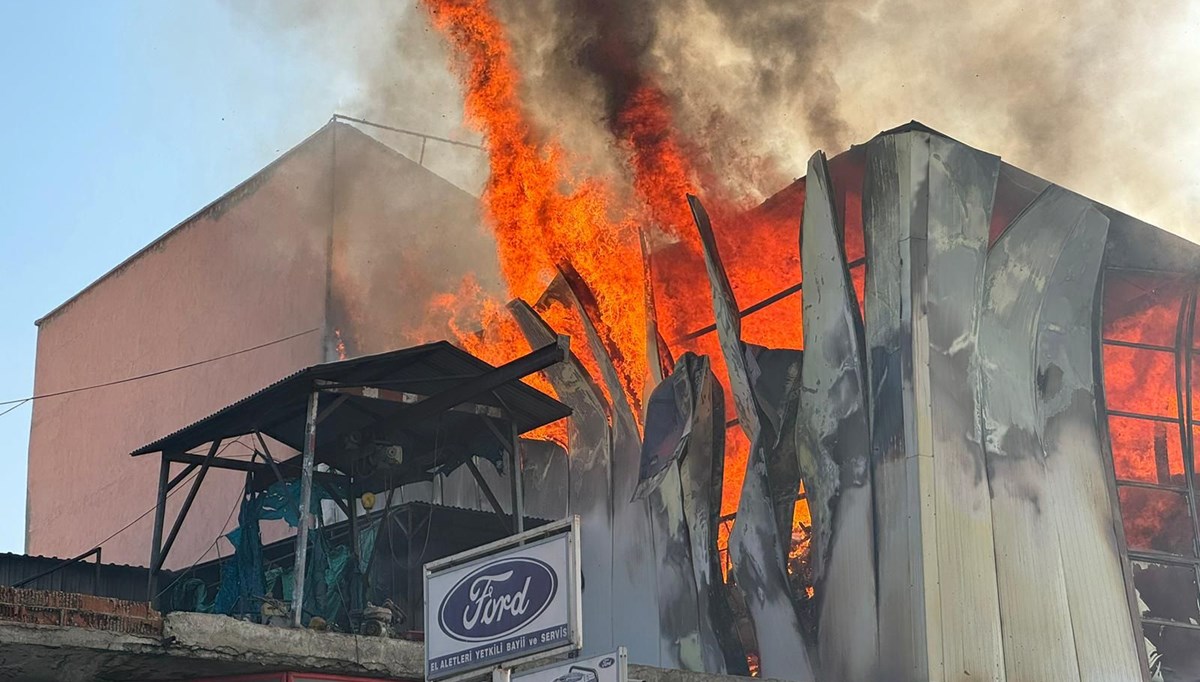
[130,342,570,459]
[0,552,162,602]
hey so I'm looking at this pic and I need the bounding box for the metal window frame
[1104,269,1200,655]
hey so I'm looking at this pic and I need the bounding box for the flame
[334,329,347,361]
[421,0,647,413]
[421,1,821,649]
[1100,270,1196,559]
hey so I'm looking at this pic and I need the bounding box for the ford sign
[438,557,558,641]
[425,517,582,681]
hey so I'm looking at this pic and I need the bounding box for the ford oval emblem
[438,557,558,642]
[599,657,615,668]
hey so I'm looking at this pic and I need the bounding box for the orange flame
[422,0,817,616]
[422,0,648,412]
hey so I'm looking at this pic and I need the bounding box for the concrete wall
[26,127,335,568]
[25,121,497,571]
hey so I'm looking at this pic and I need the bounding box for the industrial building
[10,120,1200,681]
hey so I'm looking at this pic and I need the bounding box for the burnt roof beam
[317,383,507,419]
[374,336,569,440]
[166,450,348,488]
[154,438,222,574]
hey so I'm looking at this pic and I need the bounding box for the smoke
[490,0,1200,238]
[221,0,488,194]
[225,0,1200,240]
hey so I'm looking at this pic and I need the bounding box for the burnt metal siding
[0,552,164,602]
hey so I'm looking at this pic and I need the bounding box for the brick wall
[0,586,162,636]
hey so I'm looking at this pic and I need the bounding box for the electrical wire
[154,483,243,602]
[0,327,319,408]
[59,438,246,573]
[0,399,29,418]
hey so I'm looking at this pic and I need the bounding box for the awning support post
[508,421,525,536]
[348,474,362,614]
[156,438,222,573]
[291,390,320,628]
[147,454,169,602]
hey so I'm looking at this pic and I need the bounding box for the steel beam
[380,337,569,432]
[291,391,319,628]
[156,438,222,573]
[318,384,506,419]
[147,455,170,601]
[464,457,514,532]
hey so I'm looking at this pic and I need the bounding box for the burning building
[21,52,1200,682]
[24,112,1200,682]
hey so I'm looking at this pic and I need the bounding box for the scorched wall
[26,121,496,569]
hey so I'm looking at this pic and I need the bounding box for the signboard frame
[424,516,583,682]
[512,648,627,682]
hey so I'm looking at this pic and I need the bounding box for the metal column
[508,421,524,535]
[147,455,169,602]
[291,390,320,627]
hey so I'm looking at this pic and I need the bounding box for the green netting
[208,478,376,626]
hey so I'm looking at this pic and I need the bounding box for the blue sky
[0,2,359,554]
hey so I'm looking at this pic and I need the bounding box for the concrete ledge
[0,611,424,681]
[0,611,773,682]
[163,611,425,677]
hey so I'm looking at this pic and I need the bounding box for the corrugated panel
[130,341,570,457]
[0,552,163,602]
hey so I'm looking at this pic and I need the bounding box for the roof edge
[35,120,345,327]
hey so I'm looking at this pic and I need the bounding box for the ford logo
[438,557,557,642]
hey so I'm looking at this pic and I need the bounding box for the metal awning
[131,340,570,464]
[137,338,572,615]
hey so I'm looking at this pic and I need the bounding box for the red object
[190,674,419,682]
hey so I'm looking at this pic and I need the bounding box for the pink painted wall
[25,122,495,571]
[26,126,334,568]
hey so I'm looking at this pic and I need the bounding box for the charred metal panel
[520,439,569,521]
[677,356,740,673]
[924,135,1004,680]
[638,353,736,673]
[1038,206,1143,680]
[508,299,615,656]
[979,186,1086,680]
[556,272,670,667]
[797,151,878,681]
[863,130,933,681]
[689,195,814,681]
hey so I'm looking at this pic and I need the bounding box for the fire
[421,0,821,638]
[334,329,347,361]
[421,0,648,414]
[1100,270,1196,559]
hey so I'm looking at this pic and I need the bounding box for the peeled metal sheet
[554,271,672,667]
[635,366,692,500]
[979,186,1086,681]
[1037,205,1143,680]
[677,355,739,673]
[508,299,615,656]
[438,465,481,510]
[797,151,878,681]
[745,345,803,546]
[637,353,734,673]
[862,130,932,680]
[689,195,814,682]
[924,135,1004,680]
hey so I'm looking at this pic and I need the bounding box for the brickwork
[0,586,161,636]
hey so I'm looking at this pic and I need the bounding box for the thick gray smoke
[227,0,1200,240]
[498,0,1200,238]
